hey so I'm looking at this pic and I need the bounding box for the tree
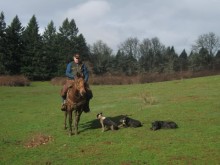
[118,37,139,75]
[0,12,6,74]
[57,18,79,75]
[76,34,89,61]
[90,40,113,74]
[214,50,220,70]
[192,32,220,56]
[164,46,179,73]
[21,15,43,80]
[4,15,24,74]
[198,47,213,70]
[119,37,140,59]
[188,47,213,71]
[139,38,153,72]
[42,21,59,79]
[139,37,166,73]
[179,49,188,72]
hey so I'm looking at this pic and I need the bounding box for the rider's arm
[82,64,89,83]
[65,62,74,79]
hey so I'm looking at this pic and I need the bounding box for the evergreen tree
[198,47,213,70]
[164,46,179,73]
[188,48,212,71]
[76,34,89,61]
[0,12,6,74]
[179,49,188,72]
[214,50,220,70]
[4,15,24,74]
[21,15,43,80]
[57,18,79,75]
[188,51,197,71]
[115,50,126,74]
[42,21,59,79]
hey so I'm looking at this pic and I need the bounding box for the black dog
[120,116,142,128]
[150,121,178,131]
[97,113,119,132]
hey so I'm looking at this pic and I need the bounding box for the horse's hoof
[69,132,73,136]
[64,127,67,130]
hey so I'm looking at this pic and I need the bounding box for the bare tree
[118,37,140,59]
[192,32,220,56]
[90,40,113,74]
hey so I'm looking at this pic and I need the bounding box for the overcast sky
[1,0,220,54]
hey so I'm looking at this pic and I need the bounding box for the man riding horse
[60,53,93,112]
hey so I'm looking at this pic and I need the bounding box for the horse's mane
[66,77,86,109]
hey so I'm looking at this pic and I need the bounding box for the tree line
[0,11,220,80]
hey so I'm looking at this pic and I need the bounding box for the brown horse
[64,77,87,135]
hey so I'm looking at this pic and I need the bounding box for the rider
[60,53,93,112]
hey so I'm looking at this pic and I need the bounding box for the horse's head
[75,77,86,97]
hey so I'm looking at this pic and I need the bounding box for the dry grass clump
[0,75,30,86]
[140,92,158,105]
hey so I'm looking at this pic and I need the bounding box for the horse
[64,77,87,136]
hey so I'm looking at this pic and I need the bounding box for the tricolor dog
[96,113,119,132]
[150,121,178,130]
[120,116,142,128]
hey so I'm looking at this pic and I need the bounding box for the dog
[150,121,178,131]
[119,116,142,128]
[96,113,119,132]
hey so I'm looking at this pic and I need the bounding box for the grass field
[0,75,220,165]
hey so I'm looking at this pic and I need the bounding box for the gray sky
[1,0,220,54]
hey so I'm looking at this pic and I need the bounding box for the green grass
[0,75,220,165]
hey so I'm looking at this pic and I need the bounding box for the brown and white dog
[96,113,119,132]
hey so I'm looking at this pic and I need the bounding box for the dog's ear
[96,113,100,118]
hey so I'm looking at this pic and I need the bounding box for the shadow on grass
[79,115,125,133]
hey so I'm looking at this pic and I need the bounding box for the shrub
[50,77,66,86]
[0,75,30,86]
[51,70,220,86]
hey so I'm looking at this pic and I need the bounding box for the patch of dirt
[24,133,53,148]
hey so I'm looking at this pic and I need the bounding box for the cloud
[63,0,111,23]
[1,0,220,54]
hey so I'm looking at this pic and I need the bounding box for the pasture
[0,75,220,164]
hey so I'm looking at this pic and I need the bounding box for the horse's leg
[64,111,67,130]
[74,109,83,135]
[68,110,73,136]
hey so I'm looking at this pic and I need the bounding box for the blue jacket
[65,61,89,83]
